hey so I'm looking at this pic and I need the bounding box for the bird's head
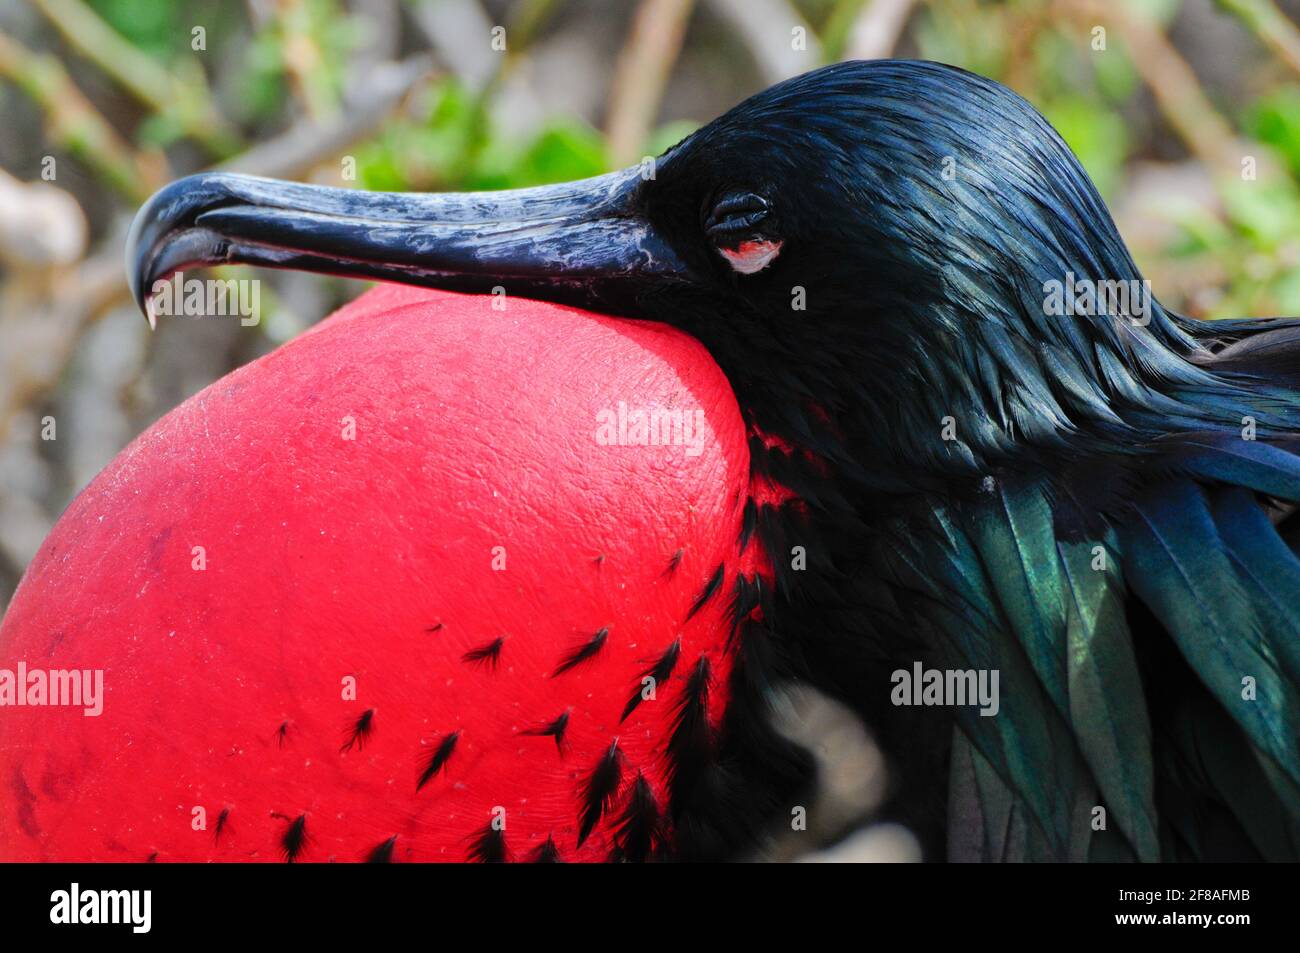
[128,60,1209,488]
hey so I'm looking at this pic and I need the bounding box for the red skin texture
[0,285,762,862]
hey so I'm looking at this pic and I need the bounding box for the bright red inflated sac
[0,285,761,862]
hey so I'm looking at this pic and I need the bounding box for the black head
[127,60,1221,488]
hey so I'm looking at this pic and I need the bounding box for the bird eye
[704,191,782,275]
[704,191,770,240]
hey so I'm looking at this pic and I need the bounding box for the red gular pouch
[0,285,771,863]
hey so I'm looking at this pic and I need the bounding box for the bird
[7,57,1300,862]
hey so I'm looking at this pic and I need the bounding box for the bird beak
[126,168,689,327]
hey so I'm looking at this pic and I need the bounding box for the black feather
[425,622,443,633]
[519,709,570,753]
[461,636,505,670]
[664,548,684,577]
[739,497,759,551]
[280,814,309,863]
[416,730,461,791]
[577,740,624,847]
[610,772,666,862]
[214,806,231,845]
[340,708,374,753]
[685,564,725,620]
[552,627,609,677]
[728,573,765,645]
[672,618,815,861]
[365,836,397,863]
[665,657,715,820]
[528,836,563,863]
[620,637,681,722]
[466,822,509,863]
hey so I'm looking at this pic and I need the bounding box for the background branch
[606,0,695,166]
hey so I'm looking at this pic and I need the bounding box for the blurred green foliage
[352,81,609,192]
[909,0,1300,321]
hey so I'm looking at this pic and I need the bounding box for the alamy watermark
[50,884,150,933]
[595,401,709,457]
[149,270,260,326]
[1042,271,1151,327]
[891,662,1000,716]
[0,663,103,716]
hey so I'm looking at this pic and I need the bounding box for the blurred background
[5,0,1300,860]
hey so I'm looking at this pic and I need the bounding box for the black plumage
[416,730,460,792]
[685,564,725,620]
[620,638,680,722]
[519,709,570,753]
[365,836,397,863]
[576,740,623,847]
[214,806,231,845]
[466,823,509,863]
[664,657,715,822]
[527,835,563,863]
[609,773,666,862]
[461,636,506,670]
[340,708,374,753]
[551,627,609,677]
[279,813,309,863]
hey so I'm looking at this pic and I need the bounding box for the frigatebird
[118,58,1300,862]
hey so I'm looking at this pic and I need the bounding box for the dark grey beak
[126,168,689,327]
